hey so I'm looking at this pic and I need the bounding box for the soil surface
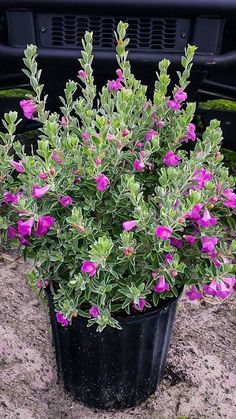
[0,254,236,419]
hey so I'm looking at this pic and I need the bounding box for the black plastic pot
[46,289,182,410]
[197,108,236,150]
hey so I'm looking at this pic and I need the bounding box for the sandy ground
[0,254,236,419]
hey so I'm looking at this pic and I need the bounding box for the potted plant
[0,22,235,410]
[197,98,236,151]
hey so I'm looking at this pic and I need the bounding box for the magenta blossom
[18,218,34,236]
[122,128,130,137]
[167,100,181,111]
[203,277,235,299]
[163,151,180,166]
[108,78,123,92]
[11,160,25,173]
[116,68,123,79]
[7,226,17,239]
[193,169,212,189]
[89,306,100,318]
[133,159,145,171]
[156,225,172,240]
[60,116,68,128]
[3,192,20,204]
[20,99,37,119]
[82,132,90,141]
[95,173,110,191]
[56,312,69,327]
[36,215,55,237]
[170,237,184,249]
[81,261,97,277]
[187,204,203,221]
[157,120,165,128]
[95,157,102,166]
[122,220,137,231]
[133,298,146,311]
[174,89,187,102]
[154,275,170,293]
[145,129,157,142]
[59,195,73,207]
[32,185,49,199]
[183,235,196,246]
[201,236,218,254]
[51,152,63,164]
[78,69,87,79]
[164,253,174,264]
[186,285,203,301]
[39,172,48,180]
[222,188,236,209]
[19,237,30,246]
[197,209,217,228]
[106,133,114,141]
[173,199,180,210]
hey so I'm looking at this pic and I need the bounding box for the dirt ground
[0,254,236,419]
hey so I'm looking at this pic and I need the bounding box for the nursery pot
[46,289,182,410]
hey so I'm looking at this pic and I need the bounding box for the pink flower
[60,116,68,128]
[156,225,172,240]
[81,261,97,277]
[122,128,130,137]
[108,78,123,92]
[95,173,110,191]
[106,133,114,141]
[197,209,217,228]
[145,129,157,142]
[95,157,102,166]
[164,253,174,264]
[78,70,87,79]
[59,195,73,207]
[201,236,218,254]
[170,237,184,249]
[122,220,137,231]
[167,100,180,111]
[187,204,203,221]
[193,169,212,189]
[89,306,100,318]
[36,215,55,236]
[174,89,187,102]
[163,151,180,166]
[133,298,146,311]
[186,285,203,301]
[183,235,196,246]
[56,312,69,326]
[133,159,145,171]
[203,277,235,299]
[154,275,170,293]
[39,172,48,180]
[124,246,135,257]
[11,160,25,173]
[182,123,196,143]
[18,218,34,236]
[157,120,165,128]
[222,188,236,209]
[82,132,90,141]
[7,226,17,239]
[32,185,49,199]
[20,99,37,119]
[51,152,63,164]
[137,142,145,148]
[116,69,123,79]
[3,192,20,204]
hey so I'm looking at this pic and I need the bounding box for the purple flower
[173,199,180,210]
[163,151,180,166]
[95,173,110,191]
[3,192,20,204]
[193,169,212,189]
[59,195,73,207]
[20,99,37,119]
[51,152,63,164]
[201,236,218,254]
[122,220,137,231]
[18,218,34,236]
[157,120,165,128]
[145,129,157,142]
[156,225,172,240]
[182,123,196,143]
[197,209,217,228]
[7,226,17,239]
[82,132,90,141]
[204,277,235,299]
[60,116,68,128]
[174,89,187,102]
[183,235,196,246]
[32,185,49,199]
[106,133,114,141]
[133,298,146,311]
[164,253,174,264]
[187,204,203,221]
[122,128,130,137]
[108,78,123,92]
[167,100,181,111]
[36,215,55,236]
[154,275,170,293]
[116,69,123,79]
[133,159,145,171]
[19,237,29,246]
[89,306,100,318]
[95,157,102,166]
[170,237,184,249]
[39,172,48,180]
[81,261,97,277]
[78,70,87,79]
[186,285,203,301]
[56,311,69,327]
[222,188,236,209]
[11,160,25,173]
